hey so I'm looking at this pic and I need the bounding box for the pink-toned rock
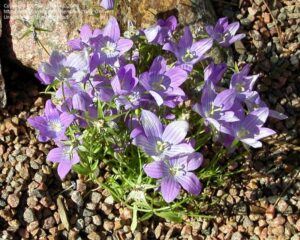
[5,0,223,71]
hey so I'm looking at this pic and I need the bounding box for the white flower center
[235,83,245,92]
[155,140,169,154]
[237,128,249,139]
[49,120,63,132]
[152,76,167,91]
[182,49,196,62]
[101,41,117,55]
[128,91,140,103]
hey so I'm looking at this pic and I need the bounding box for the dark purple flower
[140,56,188,107]
[100,0,114,10]
[229,107,276,148]
[47,144,80,179]
[144,152,203,202]
[91,75,115,102]
[28,100,74,142]
[144,16,177,45]
[206,17,245,47]
[91,17,133,67]
[163,27,213,72]
[133,110,195,159]
[111,64,138,95]
[115,85,147,110]
[68,24,102,51]
[204,62,227,85]
[193,83,239,135]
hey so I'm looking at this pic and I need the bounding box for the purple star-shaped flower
[193,83,239,135]
[28,100,74,143]
[133,110,195,159]
[140,56,188,107]
[47,144,80,179]
[230,64,259,101]
[35,49,90,84]
[143,16,177,45]
[144,152,203,202]
[91,17,133,67]
[111,64,138,95]
[206,17,245,47]
[68,24,102,51]
[163,27,213,72]
[229,107,276,148]
[245,92,288,120]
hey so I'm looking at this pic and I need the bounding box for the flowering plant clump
[28,7,287,224]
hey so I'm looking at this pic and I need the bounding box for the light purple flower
[230,64,259,101]
[144,16,177,45]
[144,152,203,202]
[28,100,74,142]
[47,144,80,179]
[133,110,195,159]
[68,24,102,51]
[193,83,239,135]
[245,92,288,120]
[163,27,213,72]
[92,75,115,102]
[204,62,227,85]
[140,56,188,107]
[229,107,276,148]
[36,50,90,84]
[100,0,114,10]
[91,17,133,66]
[206,17,245,47]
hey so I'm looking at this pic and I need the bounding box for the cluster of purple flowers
[28,13,286,202]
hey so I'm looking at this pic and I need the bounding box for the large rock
[4,0,228,70]
[0,11,7,108]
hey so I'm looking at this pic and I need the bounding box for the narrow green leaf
[130,204,138,232]
[140,212,153,222]
[155,211,182,222]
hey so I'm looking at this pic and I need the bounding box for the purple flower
[204,62,227,85]
[144,152,203,202]
[55,80,95,113]
[245,92,288,120]
[92,75,115,102]
[140,56,188,107]
[100,0,114,10]
[229,107,276,148]
[206,17,245,47]
[133,110,195,159]
[68,24,102,51]
[47,144,80,179]
[144,16,177,45]
[163,27,213,72]
[28,100,74,142]
[230,64,259,101]
[91,17,133,66]
[193,83,239,135]
[111,64,138,95]
[36,50,90,84]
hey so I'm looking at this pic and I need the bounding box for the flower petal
[103,17,120,41]
[162,120,189,144]
[186,152,203,171]
[140,110,163,138]
[161,176,181,202]
[134,135,157,156]
[176,173,202,195]
[57,162,72,180]
[144,161,169,179]
[117,38,133,54]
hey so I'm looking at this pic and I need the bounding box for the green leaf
[130,204,138,232]
[78,145,88,152]
[140,212,153,222]
[72,164,90,176]
[155,211,182,222]
[91,160,99,171]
